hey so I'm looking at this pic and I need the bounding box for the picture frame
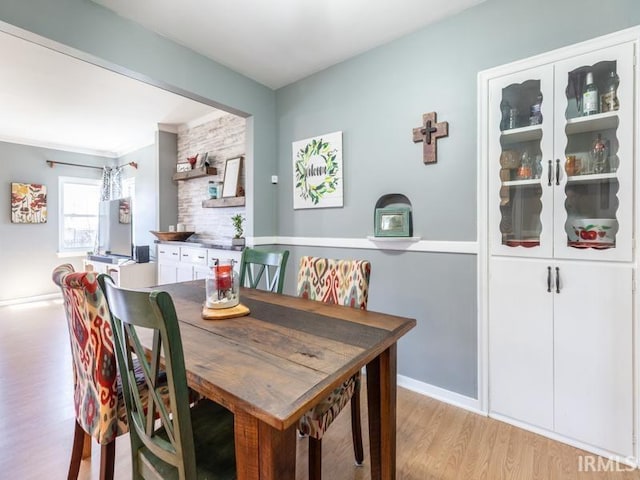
[11,182,47,224]
[176,162,191,173]
[197,152,208,168]
[222,156,242,198]
[292,131,343,209]
[374,207,411,237]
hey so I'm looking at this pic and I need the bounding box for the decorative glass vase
[205,259,239,309]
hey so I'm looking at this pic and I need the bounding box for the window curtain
[94,166,124,253]
[100,166,124,201]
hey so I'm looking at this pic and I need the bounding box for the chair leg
[67,420,86,480]
[99,440,116,480]
[82,431,92,459]
[351,388,364,466]
[308,436,322,480]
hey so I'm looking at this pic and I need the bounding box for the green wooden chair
[238,247,290,293]
[99,276,236,480]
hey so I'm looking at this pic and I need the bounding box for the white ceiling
[1,0,483,157]
[0,32,219,158]
[92,0,484,89]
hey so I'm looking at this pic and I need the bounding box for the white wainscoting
[251,236,478,254]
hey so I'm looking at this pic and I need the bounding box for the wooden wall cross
[412,112,448,164]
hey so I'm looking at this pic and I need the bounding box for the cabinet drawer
[180,247,208,265]
[157,244,181,262]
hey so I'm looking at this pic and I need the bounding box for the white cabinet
[553,261,632,457]
[488,42,634,262]
[489,257,633,455]
[156,243,241,285]
[83,259,156,288]
[482,32,636,458]
[489,258,553,431]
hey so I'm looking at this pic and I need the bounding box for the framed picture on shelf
[197,152,208,168]
[176,163,191,173]
[222,156,243,197]
[374,207,411,237]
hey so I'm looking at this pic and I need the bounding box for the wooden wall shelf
[202,196,246,208]
[172,166,217,181]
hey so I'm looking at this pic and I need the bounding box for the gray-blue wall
[275,0,640,396]
[0,141,104,302]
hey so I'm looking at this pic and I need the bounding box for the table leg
[366,343,397,480]
[234,411,297,480]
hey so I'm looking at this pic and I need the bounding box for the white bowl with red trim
[570,218,617,245]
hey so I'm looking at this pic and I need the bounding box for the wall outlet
[271,175,278,184]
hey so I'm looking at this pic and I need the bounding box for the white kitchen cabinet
[156,243,242,285]
[83,258,156,288]
[481,31,637,458]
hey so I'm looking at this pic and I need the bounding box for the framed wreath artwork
[292,131,343,209]
[11,182,47,224]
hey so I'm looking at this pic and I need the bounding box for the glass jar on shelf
[517,151,532,179]
[600,70,619,113]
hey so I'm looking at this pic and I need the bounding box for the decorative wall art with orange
[11,182,47,224]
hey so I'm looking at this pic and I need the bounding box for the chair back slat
[100,276,198,478]
[239,248,290,293]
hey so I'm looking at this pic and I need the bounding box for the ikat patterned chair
[296,255,371,480]
[52,264,171,480]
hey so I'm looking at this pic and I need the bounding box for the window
[122,176,135,200]
[58,177,101,253]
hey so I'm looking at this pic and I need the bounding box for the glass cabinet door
[553,42,634,262]
[489,66,554,258]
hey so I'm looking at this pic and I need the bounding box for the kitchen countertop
[154,239,244,251]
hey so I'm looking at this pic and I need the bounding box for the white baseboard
[0,292,61,307]
[490,412,637,468]
[397,375,484,415]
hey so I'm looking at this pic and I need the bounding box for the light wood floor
[1,300,638,479]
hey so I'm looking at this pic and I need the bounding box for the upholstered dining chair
[296,255,372,480]
[100,276,236,480]
[52,264,172,480]
[239,247,290,293]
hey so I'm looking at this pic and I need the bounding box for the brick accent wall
[176,112,246,243]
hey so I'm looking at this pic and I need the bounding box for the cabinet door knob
[555,266,560,294]
[547,266,552,292]
[548,160,553,186]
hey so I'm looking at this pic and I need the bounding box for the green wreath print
[294,138,339,205]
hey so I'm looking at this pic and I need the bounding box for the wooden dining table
[147,281,415,480]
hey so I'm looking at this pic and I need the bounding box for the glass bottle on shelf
[590,134,608,174]
[500,99,511,131]
[529,92,543,125]
[582,71,598,116]
[600,70,619,113]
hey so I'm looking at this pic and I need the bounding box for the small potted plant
[231,214,245,247]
